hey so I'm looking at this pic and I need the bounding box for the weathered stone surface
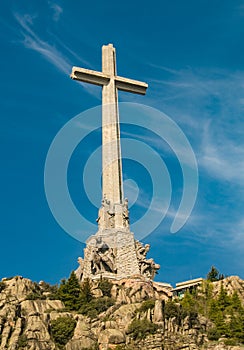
[207,345,244,350]
[21,299,64,316]
[110,276,172,304]
[212,276,244,304]
[0,276,34,305]
[66,338,96,350]
[110,303,139,331]
[153,300,163,323]
[135,332,163,350]
[71,44,147,209]
[98,328,125,345]
[8,318,23,349]
[0,275,243,350]
[25,315,51,341]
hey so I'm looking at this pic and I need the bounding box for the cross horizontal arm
[70,67,110,86]
[115,76,148,95]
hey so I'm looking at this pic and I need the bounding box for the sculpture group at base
[75,237,160,282]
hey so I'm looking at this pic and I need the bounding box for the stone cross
[70,44,147,212]
[71,45,160,281]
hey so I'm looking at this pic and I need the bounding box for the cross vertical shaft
[70,43,147,230]
[102,44,123,205]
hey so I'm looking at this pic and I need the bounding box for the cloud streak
[14,12,71,74]
[138,64,244,251]
[48,1,63,22]
[199,121,244,184]
[148,66,244,186]
[13,12,100,98]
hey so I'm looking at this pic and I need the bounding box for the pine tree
[231,291,242,311]
[57,271,83,311]
[198,280,213,317]
[80,278,93,303]
[181,290,196,313]
[207,266,220,282]
[217,283,231,311]
[98,277,113,297]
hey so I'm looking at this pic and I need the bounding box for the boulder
[153,300,163,323]
[98,328,125,345]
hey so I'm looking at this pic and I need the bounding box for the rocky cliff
[0,275,243,350]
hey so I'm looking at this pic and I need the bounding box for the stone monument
[71,44,159,281]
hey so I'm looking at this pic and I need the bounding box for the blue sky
[1,0,243,285]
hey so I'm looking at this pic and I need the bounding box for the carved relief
[97,196,130,230]
[97,195,116,229]
[122,198,130,228]
[75,257,84,281]
[89,237,117,275]
[135,241,160,279]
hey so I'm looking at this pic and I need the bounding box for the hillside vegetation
[0,271,243,349]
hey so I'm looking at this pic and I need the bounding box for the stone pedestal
[75,224,160,281]
[80,229,140,281]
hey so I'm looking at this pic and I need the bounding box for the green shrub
[50,316,76,349]
[127,319,158,340]
[224,338,240,346]
[138,299,155,313]
[164,301,180,319]
[79,296,115,318]
[26,292,46,300]
[17,334,28,348]
[39,281,58,298]
[207,327,221,341]
[98,277,113,297]
[80,278,93,303]
[181,290,196,314]
[188,311,198,328]
[26,282,46,300]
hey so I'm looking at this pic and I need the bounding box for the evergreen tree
[207,266,220,282]
[57,271,83,311]
[80,278,93,303]
[231,291,242,311]
[181,290,196,313]
[98,277,113,297]
[198,279,213,317]
[217,283,231,311]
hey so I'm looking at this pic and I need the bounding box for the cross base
[75,228,160,282]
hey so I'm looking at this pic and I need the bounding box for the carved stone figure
[135,240,160,279]
[75,257,84,281]
[136,241,150,260]
[89,238,117,275]
[97,195,116,229]
[122,198,130,228]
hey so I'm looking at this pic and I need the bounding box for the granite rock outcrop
[0,275,243,350]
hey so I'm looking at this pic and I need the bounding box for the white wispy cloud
[138,64,244,249]
[48,1,63,22]
[199,121,244,184]
[148,65,244,186]
[13,12,100,98]
[14,12,71,74]
[121,129,171,155]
